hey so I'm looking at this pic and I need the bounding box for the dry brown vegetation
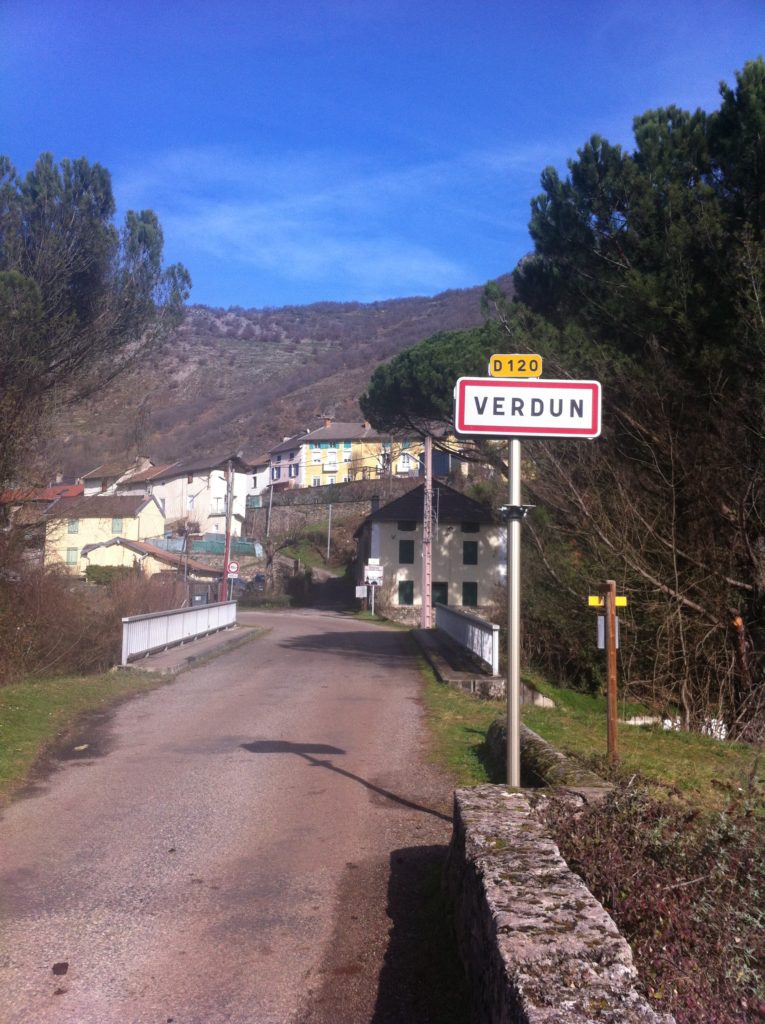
[38,277,508,480]
[0,537,187,683]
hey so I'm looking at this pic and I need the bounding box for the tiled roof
[304,422,389,443]
[118,463,179,484]
[0,484,83,504]
[269,432,310,456]
[81,538,220,577]
[46,494,160,519]
[80,460,149,480]
[147,454,253,480]
[368,483,494,524]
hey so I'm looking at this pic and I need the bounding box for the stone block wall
[446,786,675,1024]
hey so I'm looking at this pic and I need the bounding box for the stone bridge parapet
[446,786,675,1024]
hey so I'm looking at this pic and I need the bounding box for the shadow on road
[277,628,414,665]
[296,845,470,1024]
[241,741,451,823]
[370,845,470,1024]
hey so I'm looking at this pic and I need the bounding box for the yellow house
[288,419,425,488]
[44,494,165,576]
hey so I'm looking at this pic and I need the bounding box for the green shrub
[85,565,134,586]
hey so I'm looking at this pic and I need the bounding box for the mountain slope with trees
[40,276,512,477]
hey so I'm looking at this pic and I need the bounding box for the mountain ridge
[44,273,513,477]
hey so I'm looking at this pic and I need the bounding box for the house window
[329,441,338,448]
[272,467,281,481]
[399,539,415,564]
[289,450,296,459]
[187,473,194,484]
[112,517,123,534]
[312,476,321,486]
[312,451,322,464]
[67,519,79,534]
[462,582,478,607]
[289,465,298,478]
[398,580,414,606]
[400,453,411,468]
[432,581,448,606]
[461,521,480,533]
[344,474,350,482]
[66,547,78,565]
[327,476,336,485]
[344,441,352,449]
[343,452,352,463]
[397,520,416,532]
[463,541,478,565]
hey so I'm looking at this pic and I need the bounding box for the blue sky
[1,1,762,309]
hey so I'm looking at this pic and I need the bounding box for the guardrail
[434,603,500,676]
[121,601,237,665]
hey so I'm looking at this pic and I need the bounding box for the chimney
[323,416,333,429]
[362,420,370,430]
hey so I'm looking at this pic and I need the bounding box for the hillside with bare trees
[39,275,511,478]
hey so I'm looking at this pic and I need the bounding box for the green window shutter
[112,517,123,534]
[462,582,478,607]
[399,539,415,564]
[398,580,414,606]
[463,541,478,565]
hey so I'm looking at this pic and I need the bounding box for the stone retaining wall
[446,786,675,1023]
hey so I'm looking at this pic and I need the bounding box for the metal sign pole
[370,583,375,616]
[507,438,522,787]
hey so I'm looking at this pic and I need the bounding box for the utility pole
[220,459,234,603]
[421,435,433,628]
[326,503,332,562]
[266,478,274,539]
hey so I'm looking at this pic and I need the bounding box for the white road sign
[454,377,601,438]
[227,560,240,575]
[364,564,384,586]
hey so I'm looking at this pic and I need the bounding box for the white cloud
[114,142,541,299]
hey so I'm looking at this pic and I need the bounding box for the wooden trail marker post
[588,585,628,764]
[455,357,602,787]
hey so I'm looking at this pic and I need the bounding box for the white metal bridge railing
[121,601,237,666]
[434,603,500,676]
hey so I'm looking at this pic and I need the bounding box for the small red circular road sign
[228,560,239,575]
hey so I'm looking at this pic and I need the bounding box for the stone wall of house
[446,785,675,1024]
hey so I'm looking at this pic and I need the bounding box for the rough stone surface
[487,720,611,794]
[446,786,675,1024]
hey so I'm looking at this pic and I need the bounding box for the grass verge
[417,655,504,785]
[523,674,763,810]
[417,659,763,811]
[0,669,172,807]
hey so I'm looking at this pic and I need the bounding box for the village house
[355,482,504,618]
[44,494,166,576]
[115,454,252,538]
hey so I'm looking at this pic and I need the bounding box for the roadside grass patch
[0,669,170,806]
[523,677,763,810]
[417,656,504,785]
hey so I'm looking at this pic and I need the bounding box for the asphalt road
[0,610,462,1024]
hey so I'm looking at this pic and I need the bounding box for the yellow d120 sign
[489,353,543,378]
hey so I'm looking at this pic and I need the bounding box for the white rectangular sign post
[454,371,602,788]
[454,377,601,438]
